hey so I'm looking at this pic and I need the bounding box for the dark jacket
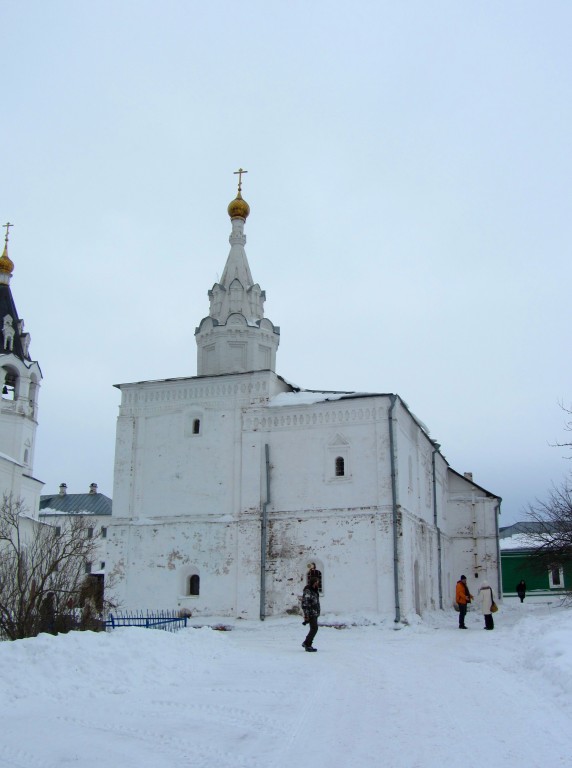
[302,585,321,618]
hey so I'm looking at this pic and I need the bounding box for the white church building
[105,177,502,621]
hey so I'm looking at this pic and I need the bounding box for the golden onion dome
[227,191,250,221]
[0,244,14,275]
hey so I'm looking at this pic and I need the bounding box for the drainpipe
[494,501,502,599]
[260,443,270,621]
[431,443,443,610]
[471,498,478,577]
[388,395,401,624]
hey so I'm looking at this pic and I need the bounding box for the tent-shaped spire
[195,172,280,376]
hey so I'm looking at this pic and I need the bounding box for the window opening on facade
[189,574,200,596]
[335,456,345,477]
[87,527,94,539]
[84,562,92,575]
[1,369,17,400]
[101,526,107,538]
[549,565,563,588]
[193,419,201,435]
[29,380,38,416]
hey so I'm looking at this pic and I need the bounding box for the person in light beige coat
[478,580,495,630]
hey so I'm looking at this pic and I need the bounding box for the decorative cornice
[244,402,388,431]
[119,375,272,416]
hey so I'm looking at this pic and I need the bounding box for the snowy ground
[1,602,571,768]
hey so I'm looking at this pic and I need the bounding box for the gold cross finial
[233,167,248,194]
[3,222,13,246]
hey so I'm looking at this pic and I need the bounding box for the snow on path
[0,605,570,768]
[269,612,572,768]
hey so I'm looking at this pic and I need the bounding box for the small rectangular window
[84,562,92,575]
[549,566,563,588]
[101,527,107,539]
[87,527,94,539]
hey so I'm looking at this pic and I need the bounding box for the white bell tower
[0,223,43,513]
[195,170,280,376]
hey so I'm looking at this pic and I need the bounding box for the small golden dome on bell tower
[227,192,250,221]
[0,244,14,276]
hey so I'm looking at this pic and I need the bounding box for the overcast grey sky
[2,1,571,524]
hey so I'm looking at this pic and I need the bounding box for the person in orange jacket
[455,575,473,629]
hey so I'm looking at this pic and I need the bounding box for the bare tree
[551,402,572,453]
[0,494,107,640]
[525,478,572,598]
[522,405,572,595]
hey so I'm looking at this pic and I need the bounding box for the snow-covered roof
[500,533,536,551]
[268,391,353,407]
[39,493,112,516]
[499,522,557,550]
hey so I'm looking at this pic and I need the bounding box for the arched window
[189,574,200,596]
[327,435,350,482]
[1,367,18,400]
[29,379,38,417]
[185,413,203,438]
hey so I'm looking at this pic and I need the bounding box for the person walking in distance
[302,577,321,652]
[516,580,526,603]
[455,575,473,629]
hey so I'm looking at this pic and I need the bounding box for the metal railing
[105,610,189,633]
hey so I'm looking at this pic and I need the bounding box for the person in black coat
[516,580,526,603]
[301,577,321,652]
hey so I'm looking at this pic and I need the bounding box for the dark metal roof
[0,282,27,362]
[499,521,555,539]
[39,493,112,516]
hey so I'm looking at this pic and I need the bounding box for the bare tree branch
[525,476,572,599]
[550,402,572,454]
[0,494,112,640]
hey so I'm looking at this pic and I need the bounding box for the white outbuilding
[106,177,501,620]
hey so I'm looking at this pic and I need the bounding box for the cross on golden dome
[3,222,13,246]
[233,167,248,194]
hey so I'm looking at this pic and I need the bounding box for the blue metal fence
[105,610,188,633]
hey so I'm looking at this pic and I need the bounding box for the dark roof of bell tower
[0,282,28,361]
